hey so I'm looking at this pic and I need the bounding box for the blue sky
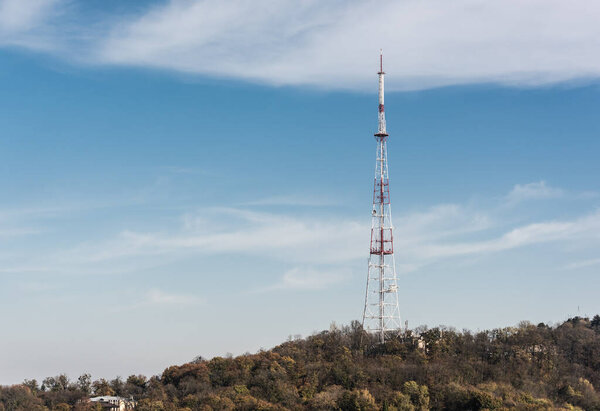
[1,0,600,384]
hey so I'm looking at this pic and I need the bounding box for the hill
[2,316,600,410]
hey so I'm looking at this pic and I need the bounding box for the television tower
[362,51,402,343]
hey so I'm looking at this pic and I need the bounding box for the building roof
[89,396,130,402]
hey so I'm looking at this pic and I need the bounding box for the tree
[3,318,600,410]
[591,314,600,330]
[124,375,147,399]
[0,385,45,410]
[337,389,378,411]
[91,379,114,396]
[402,381,429,411]
[22,379,39,393]
[77,374,92,396]
[42,375,70,392]
[109,377,124,396]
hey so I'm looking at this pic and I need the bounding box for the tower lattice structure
[362,52,402,343]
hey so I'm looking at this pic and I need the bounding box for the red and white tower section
[362,52,402,343]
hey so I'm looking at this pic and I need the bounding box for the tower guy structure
[362,51,402,343]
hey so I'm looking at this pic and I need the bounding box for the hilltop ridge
[2,316,600,410]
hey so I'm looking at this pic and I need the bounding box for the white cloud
[2,182,599,284]
[54,198,600,277]
[95,0,600,90]
[241,194,336,207]
[0,227,41,237]
[0,0,58,32]
[3,0,600,90]
[281,268,342,289]
[414,211,600,261]
[266,267,345,291]
[112,288,203,312]
[393,204,492,242]
[67,208,367,265]
[562,258,600,271]
[506,181,564,205]
[0,265,53,274]
[0,0,63,49]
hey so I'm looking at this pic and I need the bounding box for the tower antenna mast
[362,50,402,343]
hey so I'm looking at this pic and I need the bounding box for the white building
[89,396,136,410]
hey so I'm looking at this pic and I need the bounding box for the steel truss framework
[362,52,402,343]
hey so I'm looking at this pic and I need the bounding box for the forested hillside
[2,316,600,410]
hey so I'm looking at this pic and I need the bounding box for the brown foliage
[3,317,600,410]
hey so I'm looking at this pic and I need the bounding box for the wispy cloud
[161,166,215,176]
[255,267,345,293]
[0,264,55,274]
[95,0,600,90]
[63,208,366,265]
[0,195,150,241]
[3,0,600,90]
[562,258,600,271]
[505,181,564,205]
[0,227,41,237]
[56,196,600,276]
[414,210,600,261]
[393,204,492,242]
[241,194,336,207]
[0,0,64,50]
[112,288,203,312]
[1,181,598,285]
[0,0,59,33]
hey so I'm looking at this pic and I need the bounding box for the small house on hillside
[89,396,136,410]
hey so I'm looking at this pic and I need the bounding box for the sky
[0,0,599,384]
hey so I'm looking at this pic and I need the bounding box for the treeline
[2,316,600,410]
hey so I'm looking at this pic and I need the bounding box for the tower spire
[362,51,401,343]
[377,49,387,136]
